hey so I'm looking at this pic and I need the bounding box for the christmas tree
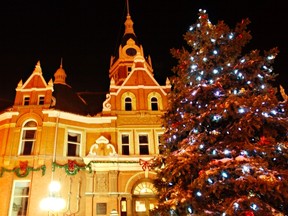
[151,9,288,216]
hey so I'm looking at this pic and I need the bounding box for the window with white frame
[38,96,45,105]
[121,92,136,111]
[151,97,158,111]
[23,96,30,106]
[139,134,149,155]
[121,134,130,155]
[125,97,132,111]
[67,131,81,157]
[147,92,162,111]
[9,180,30,216]
[19,121,37,155]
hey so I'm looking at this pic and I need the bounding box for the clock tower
[108,2,153,86]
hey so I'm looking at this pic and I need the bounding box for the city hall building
[0,7,170,216]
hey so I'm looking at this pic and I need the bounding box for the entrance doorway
[132,180,157,216]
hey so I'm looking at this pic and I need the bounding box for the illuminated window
[121,198,127,214]
[38,96,45,105]
[133,181,158,213]
[67,131,81,157]
[23,96,30,106]
[139,134,149,155]
[135,200,146,212]
[19,121,37,155]
[121,134,130,155]
[9,180,30,216]
[133,181,157,195]
[151,97,158,111]
[125,97,132,111]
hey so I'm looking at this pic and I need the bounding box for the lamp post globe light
[39,180,66,213]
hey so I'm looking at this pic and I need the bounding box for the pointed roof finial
[33,60,42,74]
[54,58,67,85]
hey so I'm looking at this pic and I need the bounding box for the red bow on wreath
[19,161,28,172]
[139,159,152,171]
[258,136,270,145]
[68,160,76,172]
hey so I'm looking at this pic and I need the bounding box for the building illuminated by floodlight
[0,3,170,216]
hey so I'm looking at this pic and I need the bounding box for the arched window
[148,92,163,111]
[121,92,136,111]
[19,120,37,155]
[133,181,157,196]
[150,97,158,111]
[125,97,132,111]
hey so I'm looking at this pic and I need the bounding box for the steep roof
[51,62,89,115]
[78,92,107,116]
[52,84,89,116]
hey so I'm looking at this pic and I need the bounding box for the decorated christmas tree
[151,9,288,216]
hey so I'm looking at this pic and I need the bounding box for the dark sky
[0,1,287,102]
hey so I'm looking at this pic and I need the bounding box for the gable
[22,73,48,89]
[21,61,49,90]
[123,69,159,87]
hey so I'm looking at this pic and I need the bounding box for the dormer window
[148,92,163,111]
[121,92,136,111]
[151,97,158,111]
[38,96,45,105]
[125,97,132,111]
[23,96,30,106]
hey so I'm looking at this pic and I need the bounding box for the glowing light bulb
[49,181,61,193]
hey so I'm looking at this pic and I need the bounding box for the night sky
[0,1,287,102]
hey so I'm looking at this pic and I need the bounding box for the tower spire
[126,0,130,16]
[60,57,63,68]
[124,0,134,35]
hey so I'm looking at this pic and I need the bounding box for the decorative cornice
[42,110,117,123]
[83,156,155,171]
